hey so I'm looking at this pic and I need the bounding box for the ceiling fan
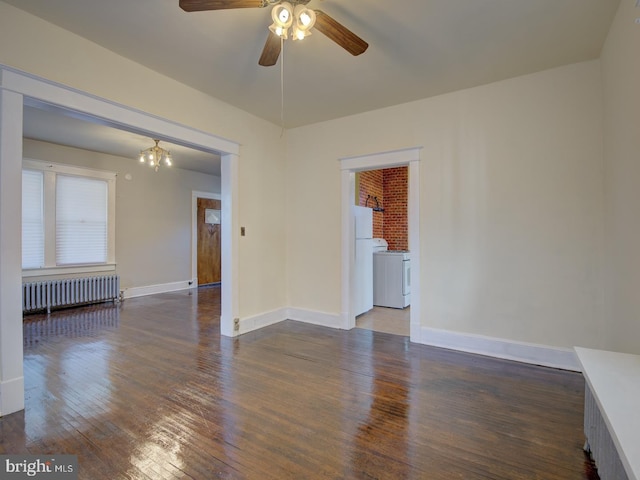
[179,0,369,67]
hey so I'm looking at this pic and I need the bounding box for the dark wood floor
[2,286,598,479]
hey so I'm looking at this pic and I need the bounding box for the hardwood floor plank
[0,286,598,479]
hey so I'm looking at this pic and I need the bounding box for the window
[22,170,44,269]
[56,175,108,265]
[21,159,116,276]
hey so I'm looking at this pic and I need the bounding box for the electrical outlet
[234,318,240,331]
[241,227,246,236]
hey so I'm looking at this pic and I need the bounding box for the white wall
[601,0,640,355]
[287,60,607,352]
[23,139,220,290]
[2,0,635,363]
[0,1,287,319]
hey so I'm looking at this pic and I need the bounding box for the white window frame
[22,158,116,278]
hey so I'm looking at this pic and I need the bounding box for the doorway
[0,66,241,415]
[354,166,410,336]
[193,193,222,286]
[339,147,421,343]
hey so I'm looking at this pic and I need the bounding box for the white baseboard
[238,308,288,335]
[419,326,580,371]
[286,308,343,329]
[235,313,580,371]
[119,291,578,372]
[236,307,343,335]
[0,376,25,416]
[122,280,195,299]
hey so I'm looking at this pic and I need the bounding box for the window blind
[22,170,45,269]
[55,175,108,265]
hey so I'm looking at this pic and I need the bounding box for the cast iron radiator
[22,275,120,314]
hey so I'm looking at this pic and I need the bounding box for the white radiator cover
[584,385,630,480]
[22,275,120,314]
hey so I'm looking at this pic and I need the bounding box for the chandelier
[268,1,316,41]
[139,139,172,172]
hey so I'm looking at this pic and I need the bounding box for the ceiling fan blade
[259,31,282,67]
[179,0,264,12]
[313,10,368,56]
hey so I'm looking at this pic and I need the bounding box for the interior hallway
[1,286,598,479]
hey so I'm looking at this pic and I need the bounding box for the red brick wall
[357,167,408,250]
[383,167,408,251]
[358,170,384,239]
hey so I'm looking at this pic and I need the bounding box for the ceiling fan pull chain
[280,35,285,137]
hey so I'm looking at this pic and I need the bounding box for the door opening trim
[339,147,422,341]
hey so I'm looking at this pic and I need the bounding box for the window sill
[22,264,116,279]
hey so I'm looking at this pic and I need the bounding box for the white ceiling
[23,106,222,176]
[8,0,621,175]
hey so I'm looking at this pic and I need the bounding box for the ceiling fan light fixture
[278,8,290,23]
[271,2,293,28]
[300,12,312,26]
[269,22,288,39]
[291,5,315,40]
[292,26,312,41]
[294,5,315,30]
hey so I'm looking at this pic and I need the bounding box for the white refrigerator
[353,205,373,316]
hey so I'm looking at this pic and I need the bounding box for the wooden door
[197,198,221,285]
